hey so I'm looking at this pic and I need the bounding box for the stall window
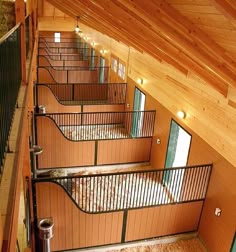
[118,61,126,80]
[111,57,118,73]
[54,32,61,43]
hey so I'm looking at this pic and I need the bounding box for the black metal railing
[39,37,87,50]
[36,83,127,104]
[38,49,86,61]
[0,24,22,176]
[39,36,81,43]
[37,65,109,83]
[39,43,91,55]
[38,47,84,61]
[33,163,212,213]
[36,110,156,140]
[38,54,99,70]
[39,39,91,55]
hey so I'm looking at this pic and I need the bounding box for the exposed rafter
[45,0,235,96]
[209,0,236,28]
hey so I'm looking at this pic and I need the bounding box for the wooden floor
[107,238,207,252]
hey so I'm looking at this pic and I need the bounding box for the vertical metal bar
[121,210,128,243]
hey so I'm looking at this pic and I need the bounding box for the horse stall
[33,164,212,251]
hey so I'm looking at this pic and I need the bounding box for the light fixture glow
[137,78,143,84]
[75,16,82,33]
[100,49,107,54]
[91,42,95,47]
[177,111,186,119]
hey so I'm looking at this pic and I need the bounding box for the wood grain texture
[37,85,82,113]
[36,182,123,251]
[125,201,203,241]
[97,138,152,165]
[36,116,95,168]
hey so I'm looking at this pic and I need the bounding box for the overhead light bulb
[177,111,186,119]
[75,16,80,33]
[137,78,143,84]
[100,49,107,54]
[75,25,80,33]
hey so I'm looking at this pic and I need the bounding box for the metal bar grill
[38,54,98,63]
[33,164,212,213]
[37,83,127,104]
[0,25,22,176]
[36,110,156,140]
[38,65,108,71]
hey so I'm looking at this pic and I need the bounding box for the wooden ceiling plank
[66,0,147,52]
[114,0,236,87]
[151,0,236,74]
[84,0,228,94]
[209,0,236,28]
[77,0,193,74]
[46,0,229,94]
[48,0,78,17]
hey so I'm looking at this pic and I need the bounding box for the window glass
[118,62,126,80]
[111,57,118,73]
[54,32,61,43]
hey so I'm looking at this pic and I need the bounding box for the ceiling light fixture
[100,49,107,54]
[137,78,143,84]
[75,16,81,33]
[177,110,186,119]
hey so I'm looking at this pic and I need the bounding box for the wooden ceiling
[37,0,236,167]
[38,0,236,97]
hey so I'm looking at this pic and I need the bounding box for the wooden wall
[37,67,100,83]
[36,116,95,168]
[36,182,123,251]
[36,116,152,169]
[97,138,152,165]
[125,78,236,252]
[35,182,204,251]
[125,201,203,242]
[37,85,82,113]
[37,85,125,113]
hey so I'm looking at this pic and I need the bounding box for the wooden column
[15,0,27,84]
[0,216,3,252]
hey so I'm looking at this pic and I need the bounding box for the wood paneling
[36,182,123,251]
[38,67,56,83]
[97,138,152,165]
[125,201,203,241]
[188,135,236,252]
[36,116,95,168]
[68,70,99,83]
[141,85,236,252]
[37,85,82,113]
[38,56,63,67]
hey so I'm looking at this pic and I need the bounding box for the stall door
[163,120,191,201]
[132,88,145,137]
[99,57,105,83]
[90,48,95,70]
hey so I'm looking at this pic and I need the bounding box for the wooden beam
[84,0,228,95]
[73,0,190,74]
[210,0,236,28]
[46,0,229,94]
[47,0,78,17]
[149,0,236,74]
[114,0,236,87]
